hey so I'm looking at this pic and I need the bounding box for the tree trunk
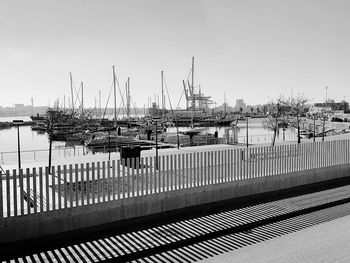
[272,127,277,146]
[272,116,278,146]
[297,116,301,144]
[48,136,52,174]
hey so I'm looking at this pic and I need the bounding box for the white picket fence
[1,139,350,218]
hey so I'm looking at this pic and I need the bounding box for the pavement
[201,213,350,263]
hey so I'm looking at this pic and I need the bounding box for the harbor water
[0,116,297,165]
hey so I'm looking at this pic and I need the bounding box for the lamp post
[246,117,249,148]
[313,115,316,143]
[155,121,158,170]
[13,120,23,171]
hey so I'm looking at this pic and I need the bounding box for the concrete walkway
[201,214,350,263]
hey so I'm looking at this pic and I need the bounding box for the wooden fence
[1,139,350,219]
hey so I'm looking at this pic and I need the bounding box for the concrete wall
[1,163,350,244]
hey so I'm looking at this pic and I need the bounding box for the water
[0,116,297,165]
[168,118,297,141]
[0,116,65,153]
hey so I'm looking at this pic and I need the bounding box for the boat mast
[70,72,74,114]
[161,71,164,111]
[112,66,117,128]
[224,92,227,113]
[94,97,97,117]
[81,82,84,115]
[191,56,195,111]
[99,90,102,118]
[191,56,195,128]
[31,97,34,116]
[127,77,131,126]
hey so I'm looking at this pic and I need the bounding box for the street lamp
[155,120,158,170]
[246,117,249,148]
[13,119,23,171]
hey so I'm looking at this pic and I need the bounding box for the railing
[237,132,297,144]
[1,139,349,219]
[0,146,88,165]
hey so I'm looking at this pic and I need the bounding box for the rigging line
[185,65,192,83]
[176,89,185,111]
[72,79,82,108]
[119,88,127,114]
[163,73,175,117]
[114,72,127,113]
[131,98,138,117]
[102,79,114,121]
[116,100,123,118]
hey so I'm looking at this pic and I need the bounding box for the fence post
[112,160,116,200]
[150,156,154,194]
[200,152,203,186]
[170,155,173,191]
[19,169,24,216]
[34,167,39,212]
[258,147,262,177]
[221,150,224,182]
[51,166,56,210]
[26,168,30,214]
[249,148,253,179]
[166,155,169,192]
[185,153,189,188]
[57,165,61,210]
[102,161,106,202]
[45,167,49,211]
[96,162,100,203]
[74,164,79,206]
[140,158,144,196]
[189,153,192,188]
[130,158,134,197]
[107,160,111,200]
[242,149,246,180]
[178,154,182,189]
[145,157,149,195]
[253,147,256,178]
[69,164,73,207]
[86,163,90,205]
[181,154,185,189]
[233,149,237,181]
[0,171,3,218]
[152,156,157,194]
[6,170,10,217]
[121,159,126,198]
[161,155,165,192]
[13,169,18,216]
[196,152,200,186]
[136,158,139,196]
[225,150,229,182]
[210,151,214,184]
[80,163,84,206]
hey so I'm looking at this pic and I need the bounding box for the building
[14,104,25,111]
[234,99,246,112]
[314,100,349,112]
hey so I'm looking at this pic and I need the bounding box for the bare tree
[264,96,288,146]
[288,95,309,144]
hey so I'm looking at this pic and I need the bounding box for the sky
[1,0,350,109]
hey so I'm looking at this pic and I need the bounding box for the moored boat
[85,134,137,147]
